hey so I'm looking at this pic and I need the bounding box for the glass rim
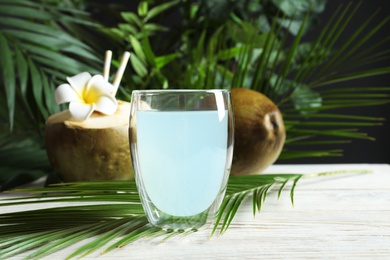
[131,89,230,95]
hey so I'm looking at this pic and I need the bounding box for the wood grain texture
[2,164,389,259]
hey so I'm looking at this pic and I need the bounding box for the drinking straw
[113,51,131,94]
[103,50,112,81]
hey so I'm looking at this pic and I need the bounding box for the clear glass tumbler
[129,89,234,231]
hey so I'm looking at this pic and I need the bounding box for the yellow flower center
[83,89,99,104]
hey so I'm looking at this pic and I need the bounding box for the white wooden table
[2,164,390,259]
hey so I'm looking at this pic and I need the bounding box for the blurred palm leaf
[272,3,389,159]
[0,0,108,188]
[0,132,51,191]
[136,2,389,160]
[0,0,102,132]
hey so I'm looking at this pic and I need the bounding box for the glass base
[146,209,214,232]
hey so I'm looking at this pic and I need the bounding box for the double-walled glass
[129,89,234,231]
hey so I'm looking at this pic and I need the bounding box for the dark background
[89,0,390,164]
[279,0,389,164]
[92,1,389,163]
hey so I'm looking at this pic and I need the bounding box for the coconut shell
[230,88,286,176]
[44,100,134,182]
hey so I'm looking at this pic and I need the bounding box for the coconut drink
[44,51,134,181]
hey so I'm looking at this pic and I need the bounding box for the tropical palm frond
[0,0,102,132]
[0,0,109,189]
[0,133,51,191]
[137,2,388,161]
[0,174,299,258]
[0,170,370,259]
[211,174,302,236]
[79,1,389,162]
[254,3,389,159]
[186,3,389,159]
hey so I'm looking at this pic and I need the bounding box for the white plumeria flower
[55,72,118,121]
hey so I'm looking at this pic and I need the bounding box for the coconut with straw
[44,51,134,182]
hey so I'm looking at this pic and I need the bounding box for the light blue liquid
[136,110,228,217]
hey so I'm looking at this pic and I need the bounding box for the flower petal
[55,83,79,104]
[95,95,118,115]
[67,72,92,97]
[69,101,95,121]
[87,75,116,95]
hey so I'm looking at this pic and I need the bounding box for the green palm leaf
[0,170,369,259]
[0,170,367,258]
[0,0,109,189]
[0,0,101,132]
[0,133,51,191]
[270,6,388,159]
[212,3,388,160]
[118,1,388,160]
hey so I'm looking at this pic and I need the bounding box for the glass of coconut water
[129,89,234,231]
